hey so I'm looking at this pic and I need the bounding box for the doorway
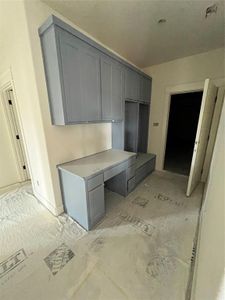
[0,84,30,190]
[164,91,203,175]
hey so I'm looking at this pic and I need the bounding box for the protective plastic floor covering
[0,171,203,300]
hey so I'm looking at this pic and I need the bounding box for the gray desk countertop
[58,149,136,179]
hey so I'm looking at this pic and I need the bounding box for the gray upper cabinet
[125,69,151,103]
[79,44,101,122]
[59,30,83,123]
[47,27,101,124]
[140,76,151,103]
[39,15,152,125]
[125,68,140,101]
[101,55,124,121]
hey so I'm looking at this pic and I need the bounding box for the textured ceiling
[42,0,225,68]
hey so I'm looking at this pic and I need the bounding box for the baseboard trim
[33,188,64,216]
[0,180,31,196]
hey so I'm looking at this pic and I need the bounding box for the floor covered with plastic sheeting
[0,171,203,300]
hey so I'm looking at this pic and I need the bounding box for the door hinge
[8,100,12,105]
[23,165,26,170]
[16,134,20,140]
[215,95,217,103]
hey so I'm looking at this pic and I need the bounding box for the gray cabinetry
[125,68,151,103]
[88,184,105,228]
[59,29,101,123]
[101,55,124,121]
[125,68,141,101]
[40,26,102,124]
[124,101,150,153]
[140,76,151,103]
[39,15,152,125]
[58,149,136,230]
[80,44,101,121]
[135,153,156,186]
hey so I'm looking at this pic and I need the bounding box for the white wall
[191,100,225,300]
[0,1,54,210]
[143,48,225,170]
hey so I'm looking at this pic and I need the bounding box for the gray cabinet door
[101,55,124,121]
[59,30,101,123]
[59,31,84,123]
[140,76,151,103]
[125,68,140,101]
[80,45,101,121]
[88,184,105,228]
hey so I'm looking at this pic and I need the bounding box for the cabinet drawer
[136,159,155,184]
[104,161,127,181]
[87,173,104,191]
[88,184,105,228]
[136,167,147,185]
[127,155,137,167]
[127,177,136,193]
[126,165,135,180]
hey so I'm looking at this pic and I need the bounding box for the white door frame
[0,69,30,183]
[161,81,204,171]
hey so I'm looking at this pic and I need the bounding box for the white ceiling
[43,0,225,68]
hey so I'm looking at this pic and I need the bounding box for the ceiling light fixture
[158,18,167,24]
[205,3,218,18]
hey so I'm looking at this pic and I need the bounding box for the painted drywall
[0,1,55,212]
[0,91,21,188]
[143,48,225,170]
[191,100,225,300]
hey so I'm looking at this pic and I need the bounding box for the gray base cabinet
[59,170,89,229]
[58,151,155,230]
[127,176,136,193]
[58,149,136,230]
[135,153,156,186]
[88,184,105,228]
[126,154,156,194]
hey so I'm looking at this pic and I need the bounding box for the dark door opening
[164,91,203,175]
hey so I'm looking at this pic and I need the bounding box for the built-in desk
[58,149,136,230]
